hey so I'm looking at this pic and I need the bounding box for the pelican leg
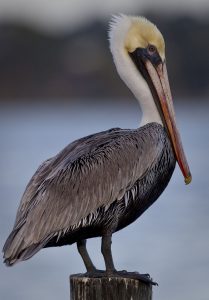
[100,235,157,284]
[101,234,116,275]
[77,239,96,273]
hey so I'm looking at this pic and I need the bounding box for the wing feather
[8,125,164,248]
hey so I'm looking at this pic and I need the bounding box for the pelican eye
[147,45,157,55]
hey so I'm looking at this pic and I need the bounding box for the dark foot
[106,270,158,286]
[83,269,106,278]
[80,269,157,285]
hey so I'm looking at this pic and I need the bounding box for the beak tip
[185,174,192,185]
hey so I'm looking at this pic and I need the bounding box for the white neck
[109,15,162,127]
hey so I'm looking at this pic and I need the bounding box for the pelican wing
[4,124,164,262]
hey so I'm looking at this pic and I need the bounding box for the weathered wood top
[70,273,155,300]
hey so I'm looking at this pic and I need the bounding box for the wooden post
[70,273,153,300]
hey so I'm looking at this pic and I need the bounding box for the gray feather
[3,123,166,264]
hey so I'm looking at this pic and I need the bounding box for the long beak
[145,60,192,184]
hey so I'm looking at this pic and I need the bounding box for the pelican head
[109,14,191,184]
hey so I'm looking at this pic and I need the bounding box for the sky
[0,0,208,32]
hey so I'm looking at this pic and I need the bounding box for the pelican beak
[145,60,192,184]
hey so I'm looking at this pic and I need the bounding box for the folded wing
[3,125,163,264]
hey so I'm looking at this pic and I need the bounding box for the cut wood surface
[70,273,153,300]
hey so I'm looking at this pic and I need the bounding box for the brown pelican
[3,15,191,281]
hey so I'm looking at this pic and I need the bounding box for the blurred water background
[0,1,209,300]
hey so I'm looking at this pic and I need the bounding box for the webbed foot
[106,269,158,285]
[84,269,106,278]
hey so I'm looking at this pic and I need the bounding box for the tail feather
[3,226,47,266]
[4,242,45,266]
[3,229,19,254]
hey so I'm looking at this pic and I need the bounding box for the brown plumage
[4,124,175,266]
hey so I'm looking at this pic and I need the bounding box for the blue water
[0,99,209,300]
